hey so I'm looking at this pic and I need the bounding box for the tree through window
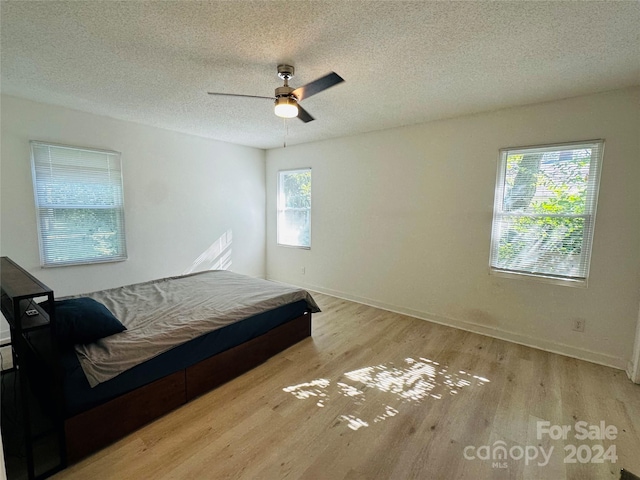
[30,141,127,267]
[489,141,603,284]
[277,169,311,248]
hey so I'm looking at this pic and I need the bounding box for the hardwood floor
[52,293,640,480]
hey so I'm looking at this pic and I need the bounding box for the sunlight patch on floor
[283,357,490,431]
[283,379,330,407]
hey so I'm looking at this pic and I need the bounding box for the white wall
[266,87,640,370]
[1,95,266,340]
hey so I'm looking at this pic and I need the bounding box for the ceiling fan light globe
[274,97,299,118]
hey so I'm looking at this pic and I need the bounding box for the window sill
[276,243,311,250]
[489,268,587,288]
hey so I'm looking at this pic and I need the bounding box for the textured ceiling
[1,1,639,150]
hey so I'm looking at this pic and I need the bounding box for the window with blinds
[30,141,127,267]
[277,168,311,248]
[489,140,603,285]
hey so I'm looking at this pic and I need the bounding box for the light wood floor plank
[52,293,640,480]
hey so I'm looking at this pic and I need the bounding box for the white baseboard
[272,277,628,372]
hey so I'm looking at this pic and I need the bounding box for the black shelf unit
[1,257,66,479]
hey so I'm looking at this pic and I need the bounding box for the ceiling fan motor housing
[275,85,296,100]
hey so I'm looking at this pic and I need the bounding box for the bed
[10,266,320,464]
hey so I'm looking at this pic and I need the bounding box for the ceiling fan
[208,64,344,123]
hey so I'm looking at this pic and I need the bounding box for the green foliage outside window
[31,141,127,267]
[278,170,311,248]
[495,147,594,277]
[282,171,311,208]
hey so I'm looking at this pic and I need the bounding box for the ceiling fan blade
[292,72,344,101]
[296,104,314,123]
[207,92,274,100]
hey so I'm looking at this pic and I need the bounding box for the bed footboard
[186,310,312,400]
[65,371,186,462]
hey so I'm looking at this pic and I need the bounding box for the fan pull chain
[283,117,288,148]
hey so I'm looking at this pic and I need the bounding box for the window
[30,141,127,267]
[489,140,603,284]
[277,168,311,248]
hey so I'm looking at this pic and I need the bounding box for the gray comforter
[72,270,320,387]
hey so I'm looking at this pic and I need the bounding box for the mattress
[71,270,320,386]
[60,299,310,417]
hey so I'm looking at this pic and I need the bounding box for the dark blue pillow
[45,297,126,346]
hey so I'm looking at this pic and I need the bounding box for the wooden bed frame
[0,257,313,468]
[65,310,312,462]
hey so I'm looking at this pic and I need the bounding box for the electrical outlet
[572,319,585,332]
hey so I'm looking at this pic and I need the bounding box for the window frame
[489,139,604,287]
[277,168,312,249]
[30,140,128,268]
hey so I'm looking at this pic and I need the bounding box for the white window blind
[30,141,127,267]
[277,168,311,248]
[489,140,603,284]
